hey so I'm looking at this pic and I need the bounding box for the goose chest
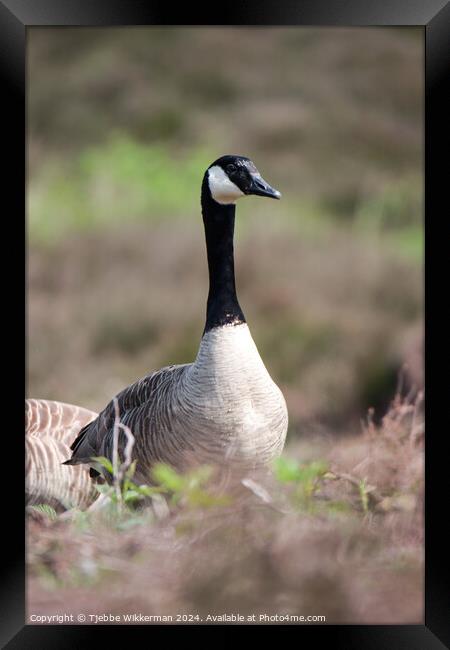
[172,323,288,468]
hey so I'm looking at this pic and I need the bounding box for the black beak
[246,174,281,200]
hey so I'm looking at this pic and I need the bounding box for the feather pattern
[26,399,98,510]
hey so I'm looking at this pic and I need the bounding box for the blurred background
[27,27,423,439]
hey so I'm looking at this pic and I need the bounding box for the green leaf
[123,490,142,503]
[274,457,328,484]
[358,478,370,514]
[91,456,114,475]
[273,457,302,483]
[151,463,185,492]
[135,484,165,497]
[185,465,213,488]
[95,484,112,495]
[29,504,58,520]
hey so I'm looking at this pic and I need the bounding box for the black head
[205,155,281,205]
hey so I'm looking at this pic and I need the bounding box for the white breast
[177,323,288,468]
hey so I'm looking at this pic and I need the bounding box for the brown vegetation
[27,393,423,623]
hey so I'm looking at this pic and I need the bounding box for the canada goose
[66,155,288,484]
[26,399,98,511]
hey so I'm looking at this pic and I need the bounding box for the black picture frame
[4,0,449,646]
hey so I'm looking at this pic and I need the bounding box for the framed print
[2,0,449,646]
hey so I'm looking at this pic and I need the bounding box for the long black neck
[201,175,246,334]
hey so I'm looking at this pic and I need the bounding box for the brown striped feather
[25,399,99,511]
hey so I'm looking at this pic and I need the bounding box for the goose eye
[226,164,236,174]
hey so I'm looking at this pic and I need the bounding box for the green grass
[28,138,216,244]
[29,136,423,267]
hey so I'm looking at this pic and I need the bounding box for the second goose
[66,155,288,483]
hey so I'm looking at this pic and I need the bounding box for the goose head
[205,155,281,206]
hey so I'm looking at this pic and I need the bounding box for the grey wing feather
[66,364,190,472]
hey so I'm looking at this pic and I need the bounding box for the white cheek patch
[208,165,245,205]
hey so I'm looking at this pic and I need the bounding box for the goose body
[26,399,98,510]
[67,155,288,483]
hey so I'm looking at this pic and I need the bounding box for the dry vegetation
[27,27,423,623]
[27,392,423,624]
